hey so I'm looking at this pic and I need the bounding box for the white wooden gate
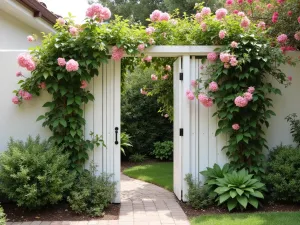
[173,55,228,201]
[84,59,121,203]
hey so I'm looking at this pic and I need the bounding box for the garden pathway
[7,174,190,225]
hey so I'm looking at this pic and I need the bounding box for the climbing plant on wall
[13,3,295,173]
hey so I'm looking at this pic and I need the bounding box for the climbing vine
[13,3,295,172]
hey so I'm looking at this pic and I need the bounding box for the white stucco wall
[0,11,52,152]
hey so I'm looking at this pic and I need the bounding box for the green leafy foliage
[0,206,5,225]
[0,136,75,209]
[67,166,116,217]
[153,141,173,161]
[214,169,266,211]
[185,174,214,209]
[129,153,147,163]
[120,132,133,156]
[265,145,300,203]
[285,114,300,146]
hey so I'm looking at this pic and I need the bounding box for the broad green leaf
[248,197,259,208]
[237,195,248,209]
[227,198,237,211]
[36,115,45,121]
[215,187,230,194]
[67,97,74,105]
[230,190,237,198]
[250,191,264,199]
[219,192,231,204]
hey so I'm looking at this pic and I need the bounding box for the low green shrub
[285,114,300,146]
[185,174,214,209]
[67,167,116,216]
[265,145,300,203]
[120,132,133,156]
[153,141,173,161]
[129,153,146,163]
[214,169,266,211]
[0,206,5,225]
[0,136,75,209]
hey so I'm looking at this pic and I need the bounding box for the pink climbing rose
[277,34,288,44]
[39,82,46,89]
[69,26,78,36]
[209,81,218,92]
[200,22,207,32]
[17,53,36,71]
[16,71,22,77]
[248,86,255,93]
[143,56,152,62]
[207,52,218,61]
[272,12,279,23]
[230,57,238,67]
[146,26,155,35]
[86,3,111,21]
[164,114,169,118]
[137,44,145,52]
[201,7,211,16]
[151,74,158,81]
[56,17,65,25]
[191,80,198,87]
[57,57,66,66]
[234,96,248,107]
[241,17,250,28]
[298,17,300,24]
[186,90,195,100]
[243,92,253,101]
[231,41,238,48]
[219,30,226,39]
[162,75,169,80]
[140,89,148,95]
[226,0,233,5]
[80,80,88,89]
[224,63,230,69]
[294,32,300,41]
[232,124,240,130]
[220,52,231,63]
[238,12,245,17]
[149,38,155,45]
[257,21,266,30]
[66,59,79,72]
[150,10,162,22]
[215,8,228,20]
[198,94,213,107]
[160,12,170,21]
[111,46,125,61]
[27,35,35,42]
[237,0,243,3]
[195,13,202,22]
[165,65,171,71]
[288,76,292,81]
[12,96,19,104]
[23,92,32,100]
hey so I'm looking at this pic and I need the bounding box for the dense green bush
[0,136,75,209]
[129,153,147,163]
[153,141,173,161]
[214,169,266,211]
[185,174,214,209]
[67,167,116,216]
[285,114,300,146]
[122,67,173,157]
[0,206,5,225]
[265,145,300,203]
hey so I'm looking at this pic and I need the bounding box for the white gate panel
[84,59,121,203]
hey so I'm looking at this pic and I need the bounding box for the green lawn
[190,212,300,225]
[123,162,173,191]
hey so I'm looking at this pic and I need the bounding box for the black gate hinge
[179,72,183,81]
[179,128,183,136]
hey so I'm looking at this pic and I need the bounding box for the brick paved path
[6,174,190,225]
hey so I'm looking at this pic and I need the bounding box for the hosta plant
[214,169,266,211]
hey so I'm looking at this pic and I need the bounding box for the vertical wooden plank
[173,57,182,200]
[195,58,199,183]
[102,63,107,174]
[113,59,121,203]
[182,55,191,201]
[106,60,113,176]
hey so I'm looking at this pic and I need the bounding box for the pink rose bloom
[248,86,255,93]
[233,10,239,14]
[237,0,243,3]
[16,71,22,77]
[215,8,228,20]
[247,0,253,3]
[69,26,78,36]
[26,61,36,71]
[164,114,169,118]
[241,17,250,28]
[19,90,25,97]
[137,43,145,52]
[272,12,279,23]
[224,63,230,69]
[277,34,288,44]
[191,80,198,87]
[257,21,266,30]
[226,0,233,5]
[151,74,158,81]
[294,31,300,41]
[200,22,207,32]
[209,81,218,92]
[56,17,65,25]
[231,41,238,48]
[287,11,292,16]
[17,53,35,71]
[186,90,195,100]
[23,92,32,100]
[203,98,213,107]
[277,0,285,4]
[80,80,88,89]
[207,52,218,61]
[243,92,253,101]
[140,89,148,95]
[160,12,170,21]
[99,7,111,20]
[39,82,46,89]
[220,52,231,63]
[111,46,125,61]
[234,96,248,107]
[66,59,79,72]
[198,94,213,107]
[149,38,155,45]
[165,65,171,71]
[267,3,272,8]
[232,124,240,130]
[86,3,102,17]
[146,26,155,35]
[27,35,35,42]
[162,75,169,80]
[195,13,202,22]
[150,10,162,22]
[238,11,245,17]
[12,96,20,104]
[298,17,300,24]
[288,76,292,81]
[57,57,66,66]
[170,19,178,25]
[201,7,211,16]
[230,57,238,66]
[219,30,226,39]
[143,56,152,62]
